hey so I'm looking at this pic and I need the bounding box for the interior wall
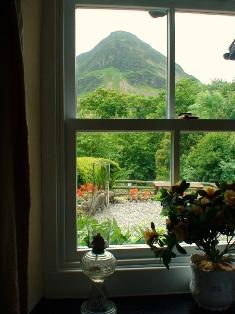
[22,0,43,311]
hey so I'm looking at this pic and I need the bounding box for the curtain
[0,1,30,313]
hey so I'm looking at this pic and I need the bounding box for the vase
[81,237,117,314]
[190,262,235,311]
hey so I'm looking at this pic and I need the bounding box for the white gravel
[93,200,166,232]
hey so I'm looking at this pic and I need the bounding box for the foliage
[116,132,163,180]
[175,78,203,115]
[182,133,235,182]
[77,132,164,181]
[78,88,164,119]
[77,215,146,246]
[155,133,170,180]
[76,79,235,184]
[78,88,129,118]
[189,90,226,119]
[77,157,120,187]
[144,180,235,269]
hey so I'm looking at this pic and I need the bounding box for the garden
[76,78,235,246]
[76,157,166,245]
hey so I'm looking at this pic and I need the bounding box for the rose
[191,204,203,216]
[204,186,218,197]
[224,190,235,206]
[144,228,158,245]
[200,186,219,205]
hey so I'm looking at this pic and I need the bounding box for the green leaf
[176,243,187,254]
[162,251,171,270]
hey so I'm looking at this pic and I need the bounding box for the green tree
[175,78,203,115]
[189,80,235,119]
[155,133,170,180]
[182,133,235,182]
[189,90,226,119]
[116,133,163,180]
[78,88,129,118]
[78,88,166,119]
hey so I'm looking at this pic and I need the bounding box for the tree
[189,90,226,119]
[155,133,170,180]
[116,132,163,180]
[190,80,235,119]
[77,88,129,118]
[182,133,235,182]
[175,78,203,115]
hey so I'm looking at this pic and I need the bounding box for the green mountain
[76,31,193,96]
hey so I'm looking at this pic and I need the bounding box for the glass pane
[175,13,235,119]
[76,132,170,247]
[180,132,235,183]
[75,8,167,119]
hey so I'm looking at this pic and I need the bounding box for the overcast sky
[75,9,235,84]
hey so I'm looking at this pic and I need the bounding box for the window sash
[65,2,235,261]
[75,0,235,14]
[65,120,235,262]
[43,0,235,270]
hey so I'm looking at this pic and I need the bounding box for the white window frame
[41,0,235,297]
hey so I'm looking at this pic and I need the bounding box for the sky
[75,9,235,84]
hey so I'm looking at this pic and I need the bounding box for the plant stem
[219,235,235,259]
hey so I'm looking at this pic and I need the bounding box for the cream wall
[22,0,43,311]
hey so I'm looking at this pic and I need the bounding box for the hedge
[77,157,121,187]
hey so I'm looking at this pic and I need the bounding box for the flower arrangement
[144,180,235,270]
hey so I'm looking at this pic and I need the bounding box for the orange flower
[224,190,235,206]
[142,190,151,196]
[80,184,86,191]
[85,183,94,192]
[204,186,218,197]
[129,188,139,201]
[143,228,158,243]
[77,188,84,197]
[129,188,139,195]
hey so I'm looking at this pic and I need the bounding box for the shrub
[77,156,121,187]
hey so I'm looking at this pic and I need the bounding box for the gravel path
[93,200,166,232]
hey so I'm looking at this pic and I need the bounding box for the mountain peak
[76,31,191,96]
[108,30,139,39]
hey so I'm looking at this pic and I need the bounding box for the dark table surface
[31,294,235,314]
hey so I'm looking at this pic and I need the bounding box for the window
[42,0,235,297]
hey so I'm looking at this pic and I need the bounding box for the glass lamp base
[81,299,117,314]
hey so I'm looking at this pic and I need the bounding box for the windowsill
[30,294,235,313]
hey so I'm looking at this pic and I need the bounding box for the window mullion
[167,7,175,119]
[171,130,180,184]
[64,0,76,119]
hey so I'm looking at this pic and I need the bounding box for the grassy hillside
[76,31,194,96]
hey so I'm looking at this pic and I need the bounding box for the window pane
[76,132,170,246]
[180,132,235,182]
[175,13,235,119]
[75,8,167,119]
